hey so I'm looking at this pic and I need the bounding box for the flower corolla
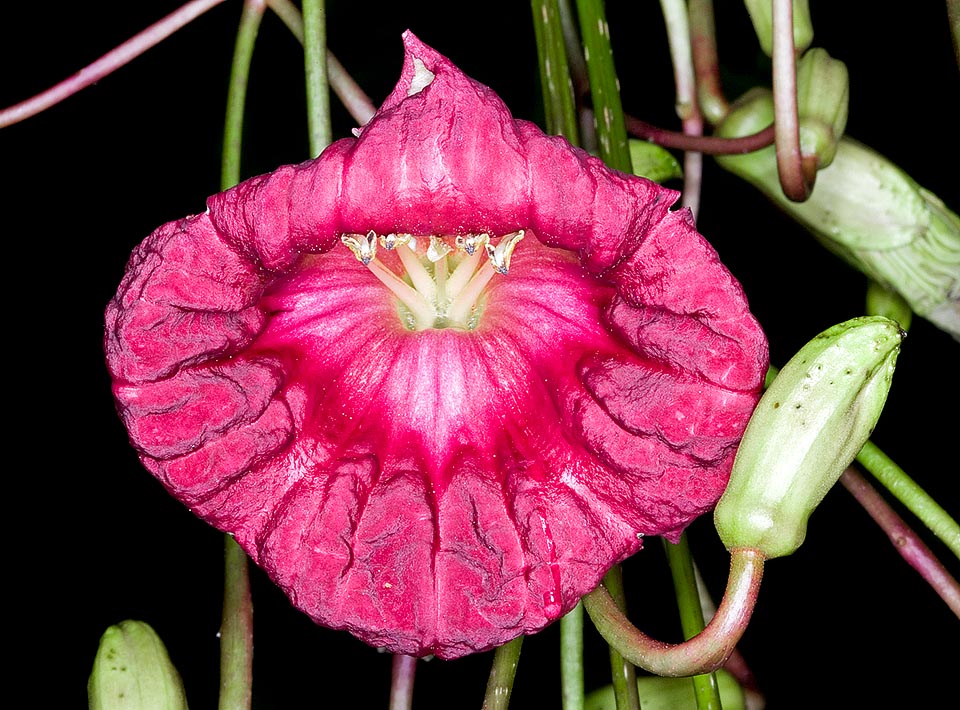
[105,32,768,659]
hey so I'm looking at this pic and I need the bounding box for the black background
[2,2,958,708]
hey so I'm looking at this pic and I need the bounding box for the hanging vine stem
[583,548,764,678]
[659,0,704,217]
[840,467,960,618]
[0,0,228,129]
[688,0,728,125]
[0,0,377,133]
[772,0,814,200]
[390,655,417,710]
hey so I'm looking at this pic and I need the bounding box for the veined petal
[105,32,768,659]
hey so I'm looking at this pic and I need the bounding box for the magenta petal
[105,32,768,659]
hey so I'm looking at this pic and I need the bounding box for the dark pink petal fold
[105,32,768,659]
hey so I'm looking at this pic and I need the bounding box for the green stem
[560,602,585,710]
[856,440,960,560]
[574,0,631,172]
[302,0,332,156]
[601,566,641,710]
[532,0,580,141]
[663,535,723,710]
[266,0,376,125]
[482,636,524,710]
[222,0,266,191]
[584,549,764,678]
[218,536,254,710]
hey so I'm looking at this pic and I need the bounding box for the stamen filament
[365,258,436,329]
[396,243,437,302]
[446,260,498,326]
[445,247,485,300]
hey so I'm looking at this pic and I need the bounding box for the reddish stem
[0,0,229,129]
[840,467,960,619]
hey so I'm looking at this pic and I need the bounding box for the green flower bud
[796,48,849,168]
[88,620,188,710]
[743,0,814,56]
[584,669,746,710]
[714,316,904,559]
[715,90,960,341]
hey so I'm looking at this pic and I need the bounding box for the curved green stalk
[663,535,723,710]
[584,550,764,678]
[560,602,585,710]
[221,0,266,191]
[302,0,332,155]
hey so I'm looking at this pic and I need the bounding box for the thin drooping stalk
[659,0,703,216]
[219,536,254,710]
[389,655,417,710]
[584,549,764,678]
[216,5,262,704]
[688,0,728,124]
[601,566,641,710]
[560,602,585,710]
[840,467,960,618]
[482,636,524,710]
[302,0,331,155]
[266,0,376,125]
[0,0,229,128]
[222,0,266,191]
[771,0,813,200]
[663,535,723,710]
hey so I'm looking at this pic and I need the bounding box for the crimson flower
[105,32,768,659]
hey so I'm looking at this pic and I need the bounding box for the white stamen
[380,232,413,250]
[396,241,437,302]
[485,230,525,274]
[455,233,490,256]
[426,236,453,262]
[341,230,378,265]
[340,228,525,331]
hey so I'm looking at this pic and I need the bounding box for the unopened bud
[796,48,849,168]
[743,0,814,56]
[715,90,960,341]
[714,316,903,559]
[88,620,188,710]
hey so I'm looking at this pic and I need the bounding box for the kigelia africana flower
[105,32,768,659]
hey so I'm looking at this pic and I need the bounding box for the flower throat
[341,230,525,331]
